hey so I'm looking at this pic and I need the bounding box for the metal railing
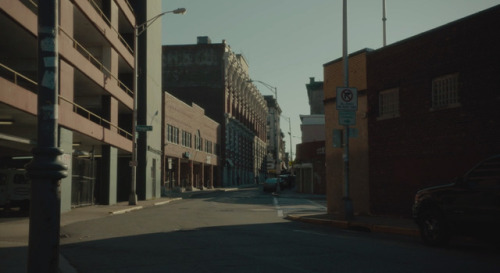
[59,96,133,140]
[0,62,132,140]
[59,27,134,97]
[87,0,134,53]
[0,63,37,93]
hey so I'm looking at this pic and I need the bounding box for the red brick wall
[366,6,500,216]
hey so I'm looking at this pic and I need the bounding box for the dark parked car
[279,174,295,189]
[412,154,500,246]
[263,178,283,192]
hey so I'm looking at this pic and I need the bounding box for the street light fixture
[129,8,186,205]
[248,79,281,178]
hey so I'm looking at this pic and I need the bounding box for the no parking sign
[336,87,358,111]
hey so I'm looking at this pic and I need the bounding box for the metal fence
[71,157,95,207]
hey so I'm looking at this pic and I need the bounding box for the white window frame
[378,88,400,120]
[431,73,460,110]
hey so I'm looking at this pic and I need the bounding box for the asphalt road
[57,188,500,273]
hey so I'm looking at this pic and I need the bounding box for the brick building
[324,5,500,217]
[366,5,500,216]
[324,49,371,215]
[162,37,268,187]
[162,92,219,192]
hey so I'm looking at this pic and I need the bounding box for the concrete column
[201,162,205,189]
[189,160,194,189]
[101,145,118,205]
[176,158,181,188]
[209,165,214,188]
[59,127,73,212]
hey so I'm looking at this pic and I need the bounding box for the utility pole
[342,0,354,220]
[383,0,387,46]
[26,0,68,271]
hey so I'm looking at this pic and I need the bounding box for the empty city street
[56,188,500,273]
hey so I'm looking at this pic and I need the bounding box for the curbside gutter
[286,214,420,237]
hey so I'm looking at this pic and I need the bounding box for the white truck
[0,169,30,211]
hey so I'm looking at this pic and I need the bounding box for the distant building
[295,78,326,194]
[162,37,268,186]
[264,95,282,176]
[324,5,500,217]
[306,77,324,115]
[162,92,219,192]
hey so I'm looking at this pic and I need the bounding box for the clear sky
[161,0,500,156]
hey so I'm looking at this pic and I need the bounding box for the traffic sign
[136,125,153,132]
[339,111,356,125]
[336,87,358,111]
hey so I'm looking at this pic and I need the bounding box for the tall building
[264,95,282,176]
[0,0,138,211]
[162,37,268,186]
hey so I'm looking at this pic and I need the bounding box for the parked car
[263,177,282,192]
[412,155,500,246]
[0,169,31,211]
[279,174,295,189]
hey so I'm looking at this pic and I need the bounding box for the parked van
[0,169,31,211]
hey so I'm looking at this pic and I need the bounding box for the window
[167,125,179,144]
[182,130,192,147]
[379,88,399,119]
[431,73,460,109]
[205,140,213,154]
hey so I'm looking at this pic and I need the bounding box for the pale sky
[161,0,500,156]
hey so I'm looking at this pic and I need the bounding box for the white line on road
[273,196,284,217]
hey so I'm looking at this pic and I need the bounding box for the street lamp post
[281,114,293,166]
[26,1,68,271]
[248,80,281,179]
[129,8,186,205]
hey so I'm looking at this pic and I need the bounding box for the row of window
[379,73,460,118]
[167,124,217,154]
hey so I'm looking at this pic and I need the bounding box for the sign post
[336,86,357,220]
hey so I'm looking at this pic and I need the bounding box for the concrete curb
[109,206,144,215]
[108,197,183,215]
[287,214,420,237]
[153,197,182,206]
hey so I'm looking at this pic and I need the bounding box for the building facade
[162,37,268,187]
[264,95,282,177]
[366,5,500,216]
[162,92,219,192]
[294,77,326,194]
[324,49,371,216]
[323,5,500,217]
[0,0,137,211]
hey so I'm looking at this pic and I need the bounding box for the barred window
[432,73,460,109]
[379,88,399,118]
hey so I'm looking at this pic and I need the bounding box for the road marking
[273,196,283,217]
[293,230,327,236]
